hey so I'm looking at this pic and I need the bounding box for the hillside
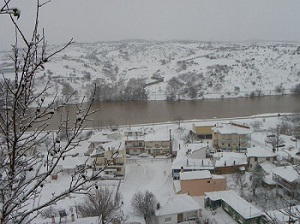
[1,40,300,102]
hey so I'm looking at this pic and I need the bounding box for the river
[51,95,300,129]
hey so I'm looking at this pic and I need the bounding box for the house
[205,190,266,224]
[213,152,248,174]
[212,122,252,151]
[272,165,300,199]
[246,146,277,171]
[192,122,215,140]
[284,147,300,165]
[171,157,214,180]
[259,161,277,188]
[86,131,120,155]
[156,194,202,224]
[144,129,172,156]
[90,141,126,178]
[124,126,144,137]
[177,170,226,196]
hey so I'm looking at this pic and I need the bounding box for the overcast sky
[1,0,300,50]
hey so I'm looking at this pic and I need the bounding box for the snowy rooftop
[144,129,170,142]
[172,157,214,170]
[156,194,201,216]
[259,161,277,175]
[246,146,277,158]
[212,123,252,135]
[88,131,114,143]
[272,165,300,183]
[205,190,263,219]
[214,152,247,167]
[180,170,225,181]
[180,170,212,180]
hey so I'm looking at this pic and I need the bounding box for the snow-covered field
[32,113,299,224]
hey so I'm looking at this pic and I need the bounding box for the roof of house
[212,123,252,135]
[144,129,170,142]
[180,170,225,181]
[88,131,115,143]
[180,170,212,180]
[156,194,201,216]
[205,190,263,219]
[214,152,247,167]
[272,165,300,183]
[172,157,214,170]
[246,146,277,158]
[259,161,277,175]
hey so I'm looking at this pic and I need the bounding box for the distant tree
[131,191,158,224]
[77,186,123,224]
[166,77,183,101]
[250,164,265,197]
[292,83,300,95]
[122,78,147,101]
[61,82,75,95]
[250,120,263,132]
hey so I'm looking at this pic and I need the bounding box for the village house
[205,190,266,224]
[246,146,277,171]
[272,165,300,200]
[192,122,215,140]
[86,131,120,155]
[212,122,252,151]
[90,141,126,178]
[284,147,300,165]
[259,161,277,189]
[213,152,248,174]
[124,127,145,155]
[176,170,226,196]
[156,194,202,224]
[144,129,172,156]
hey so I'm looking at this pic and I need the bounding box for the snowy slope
[1,40,299,102]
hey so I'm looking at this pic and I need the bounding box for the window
[254,157,258,162]
[165,217,171,222]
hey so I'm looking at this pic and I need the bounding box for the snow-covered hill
[1,40,300,102]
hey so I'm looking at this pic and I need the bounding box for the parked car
[138,153,148,158]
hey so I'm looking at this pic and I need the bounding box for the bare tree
[77,185,124,224]
[173,114,184,130]
[233,170,248,198]
[0,1,117,223]
[131,191,158,224]
[250,164,265,197]
[265,125,285,152]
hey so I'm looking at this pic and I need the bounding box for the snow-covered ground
[32,113,300,224]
